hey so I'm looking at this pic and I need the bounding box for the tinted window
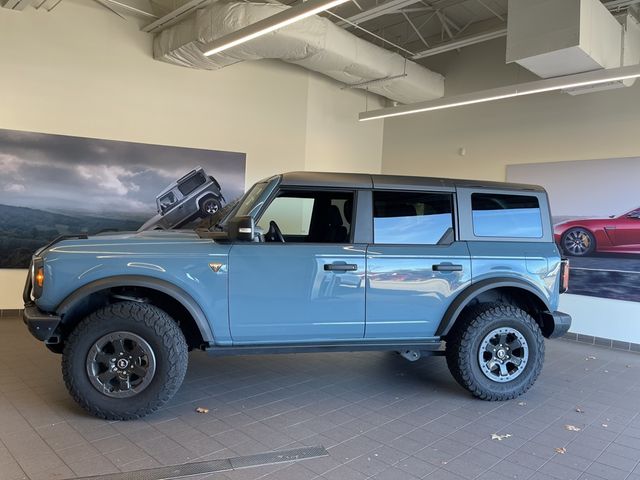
[258,190,354,243]
[178,171,206,195]
[472,193,543,238]
[373,191,454,244]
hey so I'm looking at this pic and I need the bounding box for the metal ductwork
[507,0,640,95]
[153,1,445,104]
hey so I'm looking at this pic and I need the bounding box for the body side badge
[209,262,224,273]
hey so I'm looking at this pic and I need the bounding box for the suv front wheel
[446,304,544,401]
[62,302,188,420]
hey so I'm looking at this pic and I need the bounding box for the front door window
[257,190,354,243]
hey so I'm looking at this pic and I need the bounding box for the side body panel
[228,243,367,343]
[365,242,472,338]
[35,232,233,344]
[466,241,561,312]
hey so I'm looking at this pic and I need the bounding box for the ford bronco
[23,172,571,420]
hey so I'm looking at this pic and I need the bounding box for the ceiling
[5,0,640,62]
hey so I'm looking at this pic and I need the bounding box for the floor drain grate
[68,446,328,480]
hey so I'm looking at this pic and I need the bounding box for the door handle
[433,263,463,272]
[324,262,358,272]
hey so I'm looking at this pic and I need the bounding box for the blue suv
[23,172,571,420]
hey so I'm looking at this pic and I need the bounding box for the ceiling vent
[506,0,640,95]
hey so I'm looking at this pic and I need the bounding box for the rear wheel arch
[55,276,213,349]
[438,279,552,339]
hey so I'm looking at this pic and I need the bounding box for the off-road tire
[62,302,188,420]
[446,304,545,401]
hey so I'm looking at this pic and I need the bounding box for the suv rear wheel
[200,197,221,215]
[62,302,188,420]
[446,304,544,401]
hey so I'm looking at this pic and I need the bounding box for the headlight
[31,257,44,299]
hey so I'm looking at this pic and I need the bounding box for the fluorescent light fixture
[359,64,640,121]
[202,0,350,57]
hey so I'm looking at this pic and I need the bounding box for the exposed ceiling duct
[507,0,640,94]
[153,1,445,104]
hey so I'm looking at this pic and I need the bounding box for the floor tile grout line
[492,355,637,480]
[0,436,29,479]
[310,396,529,480]
[359,351,624,480]
[107,346,613,479]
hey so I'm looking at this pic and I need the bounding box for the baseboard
[0,309,23,319]
[561,332,640,354]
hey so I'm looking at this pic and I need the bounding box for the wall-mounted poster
[507,157,640,303]
[0,129,246,268]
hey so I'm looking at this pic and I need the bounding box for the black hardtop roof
[278,171,545,193]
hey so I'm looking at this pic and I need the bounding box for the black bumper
[23,303,61,342]
[543,310,572,339]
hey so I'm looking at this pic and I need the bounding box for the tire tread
[446,303,545,401]
[62,302,188,420]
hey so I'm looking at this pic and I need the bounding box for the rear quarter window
[178,171,207,196]
[472,193,543,238]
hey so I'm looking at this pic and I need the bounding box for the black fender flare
[55,275,214,342]
[435,277,551,337]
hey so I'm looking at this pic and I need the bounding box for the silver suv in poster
[139,167,225,231]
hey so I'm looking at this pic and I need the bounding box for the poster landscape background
[0,129,246,268]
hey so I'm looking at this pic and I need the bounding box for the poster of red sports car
[507,157,640,303]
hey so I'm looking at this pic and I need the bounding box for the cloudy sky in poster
[0,129,246,218]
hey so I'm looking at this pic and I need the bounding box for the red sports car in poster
[554,207,640,256]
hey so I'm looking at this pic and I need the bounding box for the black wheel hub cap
[478,327,529,383]
[86,331,156,398]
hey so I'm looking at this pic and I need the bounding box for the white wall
[381,37,640,181]
[507,157,640,217]
[561,294,640,343]
[0,0,383,309]
[304,75,384,173]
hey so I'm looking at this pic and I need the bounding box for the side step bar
[205,340,444,356]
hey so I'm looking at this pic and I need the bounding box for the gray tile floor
[2,314,640,480]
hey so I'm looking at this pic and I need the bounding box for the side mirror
[228,216,256,241]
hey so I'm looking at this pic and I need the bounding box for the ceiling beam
[402,12,430,46]
[411,26,507,59]
[142,0,210,33]
[3,0,32,10]
[336,0,425,26]
[605,0,640,8]
[335,0,466,27]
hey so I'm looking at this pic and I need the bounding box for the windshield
[235,182,269,218]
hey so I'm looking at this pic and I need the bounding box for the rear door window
[373,191,454,244]
[471,193,543,238]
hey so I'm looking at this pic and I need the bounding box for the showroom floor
[2,314,640,480]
